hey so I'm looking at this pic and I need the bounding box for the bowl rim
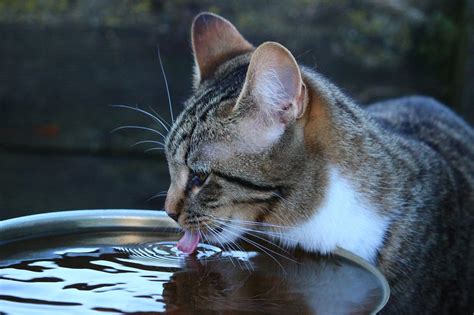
[0,209,178,244]
[0,209,390,313]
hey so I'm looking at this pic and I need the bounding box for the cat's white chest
[284,167,389,263]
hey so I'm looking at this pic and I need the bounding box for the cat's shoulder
[366,95,466,124]
[364,95,474,138]
[364,95,474,186]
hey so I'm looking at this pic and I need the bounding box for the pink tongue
[177,230,201,254]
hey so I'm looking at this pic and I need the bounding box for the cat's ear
[191,12,253,84]
[242,42,306,121]
[237,42,307,145]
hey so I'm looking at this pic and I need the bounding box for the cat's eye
[189,172,209,187]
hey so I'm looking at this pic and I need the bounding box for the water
[0,231,387,314]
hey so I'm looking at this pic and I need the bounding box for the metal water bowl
[0,209,390,314]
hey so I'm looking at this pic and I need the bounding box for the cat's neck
[285,70,408,261]
[302,70,404,215]
[284,165,389,262]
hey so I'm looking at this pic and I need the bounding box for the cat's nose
[168,212,180,222]
[165,186,183,223]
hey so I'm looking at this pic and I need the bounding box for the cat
[163,12,474,314]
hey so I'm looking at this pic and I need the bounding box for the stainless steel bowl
[0,209,390,314]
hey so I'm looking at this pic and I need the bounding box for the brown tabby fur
[164,13,474,314]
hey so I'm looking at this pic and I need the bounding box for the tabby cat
[163,12,474,314]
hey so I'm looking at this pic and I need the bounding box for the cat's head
[164,13,325,244]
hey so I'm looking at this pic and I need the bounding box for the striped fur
[164,13,474,314]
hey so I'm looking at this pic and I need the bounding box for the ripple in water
[114,241,258,272]
[115,241,223,261]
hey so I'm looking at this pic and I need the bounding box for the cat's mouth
[176,224,223,254]
[177,222,240,254]
[177,230,201,254]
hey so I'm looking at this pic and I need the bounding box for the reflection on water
[0,232,386,314]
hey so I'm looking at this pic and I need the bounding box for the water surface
[0,231,386,314]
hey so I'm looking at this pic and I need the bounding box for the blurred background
[1,0,472,220]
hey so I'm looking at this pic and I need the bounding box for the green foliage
[0,0,467,107]
[416,11,460,70]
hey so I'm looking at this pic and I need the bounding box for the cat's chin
[201,221,245,248]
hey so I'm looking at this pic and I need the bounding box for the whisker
[207,215,297,257]
[149,106,171,128]
[224,239,253,271]
[212,217,289,240]
[202,218,253,271]
[147,191,168,202]
[272,192,297,209]
[204,222,239,269]
[144,147,165,153]
[208,224,244,270]
[238,227,290,252]
[223,226,288,272]
[131,140,166,148]
[111,125,166,138]
[218,221,296,247]
[157,46,174,124]
[222,223,293,260]
[218,231,254,271]
[216,217,292,229]
[110,104,170,132]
